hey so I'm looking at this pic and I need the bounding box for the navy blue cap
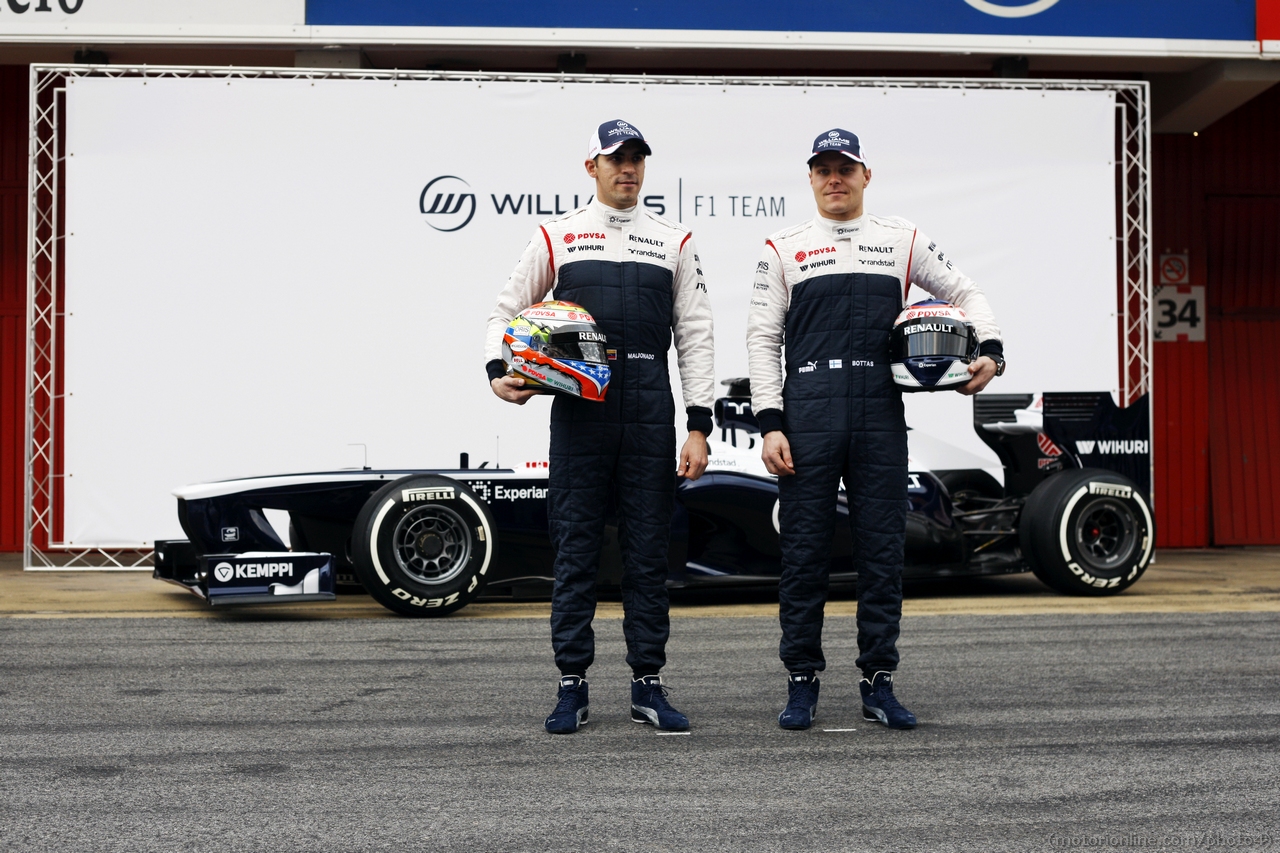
[808,128,867,166]
[587,119,652,159]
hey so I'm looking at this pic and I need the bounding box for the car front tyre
[351,474,496,617]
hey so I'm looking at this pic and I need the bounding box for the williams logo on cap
[808,128,867,166]
[588,119,653,159]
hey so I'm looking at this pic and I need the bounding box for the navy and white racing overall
[746,213,1002,675]
[486,198,715,677]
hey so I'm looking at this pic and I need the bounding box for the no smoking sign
[1159,252,1190,286]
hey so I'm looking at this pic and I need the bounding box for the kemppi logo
[419,175,477,232]
[213,560,294,580]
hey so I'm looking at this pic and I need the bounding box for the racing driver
[485,120,716,734]
[746,128,1004,731]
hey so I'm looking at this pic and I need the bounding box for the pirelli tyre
[1019,468,1154,596]
[351,474,496,617]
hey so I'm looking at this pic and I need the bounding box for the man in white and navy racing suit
[746,129,1003,730]
[485,120,715,734]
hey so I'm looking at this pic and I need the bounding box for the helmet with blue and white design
[890,300,979,392]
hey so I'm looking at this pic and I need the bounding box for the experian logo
[419,175,477,232]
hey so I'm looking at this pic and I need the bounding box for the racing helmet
[890,300,979,392]
[501,301,610,401]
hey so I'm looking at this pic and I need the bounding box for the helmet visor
[544,327,609,365]
[895,322,975,361]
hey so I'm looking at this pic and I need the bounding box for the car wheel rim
[392,504,472,585]
[1074,498,1137,574]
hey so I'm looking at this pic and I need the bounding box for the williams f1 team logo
[419,175,477,232]
[963,0,1060,16]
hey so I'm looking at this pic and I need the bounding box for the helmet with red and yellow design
[501,301,611,401]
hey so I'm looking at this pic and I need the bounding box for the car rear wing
[974,392,1151,499]
[713,377,760,447]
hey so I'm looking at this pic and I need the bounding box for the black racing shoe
[545,675,590,734]
[778,671,821,730]
[860,671,917,730]
[630,675,690,731]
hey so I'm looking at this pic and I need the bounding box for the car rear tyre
[351,474,496,617]
[1019,468,1153,596]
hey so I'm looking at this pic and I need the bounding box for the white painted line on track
[822,728,857,732]
[656,731,692,736]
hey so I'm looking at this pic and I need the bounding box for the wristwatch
[990,354,1006,377]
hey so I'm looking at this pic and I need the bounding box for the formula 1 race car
[154,381,1155,616]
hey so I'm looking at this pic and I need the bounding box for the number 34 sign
[1154,286,1204,342]
[1153,253,1204,343]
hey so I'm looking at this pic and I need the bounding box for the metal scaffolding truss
[1114,85,1154,408]
[24,63,1152,569]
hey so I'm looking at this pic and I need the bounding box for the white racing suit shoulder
[766,219,812,243]
[865,213,916,232]
[637,207,689,237]
[538,205,592,234]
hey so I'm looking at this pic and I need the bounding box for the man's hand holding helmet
[491,374,538,404]
[957,356,999,396]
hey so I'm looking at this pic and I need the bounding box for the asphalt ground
[2,552,1279,852]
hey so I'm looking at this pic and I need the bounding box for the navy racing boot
[860,671,917,729]
[630,675,690,731]
[545,675,590,734]
[778,671,821,730]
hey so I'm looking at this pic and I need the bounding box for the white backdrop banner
[63,75,1116,546]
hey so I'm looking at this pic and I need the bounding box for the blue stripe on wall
[305,0,1257,42]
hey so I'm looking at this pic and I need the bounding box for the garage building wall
[0,65,27,551]
[1152,83,1280,547]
